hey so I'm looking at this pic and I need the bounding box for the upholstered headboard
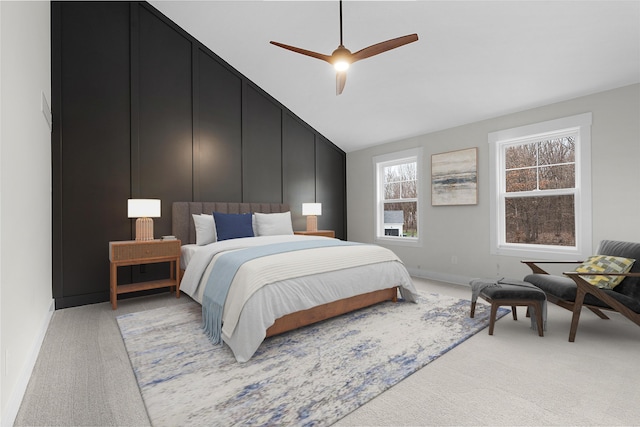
[172,202,290,245]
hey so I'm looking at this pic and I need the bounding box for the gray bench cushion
[482,282,546,301]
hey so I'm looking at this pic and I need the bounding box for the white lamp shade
[302,203,322,216]
[128,199,161,218]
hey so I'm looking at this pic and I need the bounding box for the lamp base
[135,217,154,241]
[306,215,318,232]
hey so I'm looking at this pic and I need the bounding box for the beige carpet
[15,277,640,426]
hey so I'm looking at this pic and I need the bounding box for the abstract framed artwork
[431,147,478,206]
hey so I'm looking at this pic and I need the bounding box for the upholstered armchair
[522,240,640,341]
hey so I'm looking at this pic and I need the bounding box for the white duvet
[180,235,418,362]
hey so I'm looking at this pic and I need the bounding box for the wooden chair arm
[521,260,583,275]
[564,271,640,278]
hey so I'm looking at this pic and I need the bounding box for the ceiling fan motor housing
[332,45,352,71]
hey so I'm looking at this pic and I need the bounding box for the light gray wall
[0,2,53,425]
[347,84,640,284]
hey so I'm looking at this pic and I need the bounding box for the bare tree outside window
[504,136,576,246]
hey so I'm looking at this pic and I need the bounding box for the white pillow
[192,213,217,245]
[254,211,294,236]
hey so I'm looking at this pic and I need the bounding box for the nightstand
[294,230,335,238]
[109,239,181,309]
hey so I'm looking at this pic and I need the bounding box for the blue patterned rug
[117,292,507,426]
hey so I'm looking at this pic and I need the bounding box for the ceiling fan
[270,1,418,95]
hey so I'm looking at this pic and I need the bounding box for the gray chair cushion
[525,273,640,313]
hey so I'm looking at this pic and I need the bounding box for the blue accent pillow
[212,212,254,241]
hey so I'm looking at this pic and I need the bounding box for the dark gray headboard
[172,202,290,245]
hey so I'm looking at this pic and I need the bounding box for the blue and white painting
[431,147,478,206]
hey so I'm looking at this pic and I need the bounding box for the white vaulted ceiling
[151,1,640,152]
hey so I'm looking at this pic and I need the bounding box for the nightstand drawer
[109,240,180,262]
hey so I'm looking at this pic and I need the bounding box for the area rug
[117,292,507,426]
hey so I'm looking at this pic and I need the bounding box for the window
[374,148,422,245]
[489,113,592,258]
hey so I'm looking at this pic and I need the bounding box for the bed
[173,202,418,362]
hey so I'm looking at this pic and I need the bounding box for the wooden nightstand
[294,230,335,238]
[109,239,181,309]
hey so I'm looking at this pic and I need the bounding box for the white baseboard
[406,267,473,287]
[2,299,54,427]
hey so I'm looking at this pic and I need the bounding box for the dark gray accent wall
[316,136,347,238]
[52,1,347,309]
[283,113,317,232]
[195,48,243,202]
[242,85,283,203]
[137,6,193,235]
[53,1,132,307]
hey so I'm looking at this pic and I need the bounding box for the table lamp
[302,203,322,232]
[128,199,161,241]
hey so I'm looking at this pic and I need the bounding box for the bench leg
[489,303,499,335]
[511,306,518,321]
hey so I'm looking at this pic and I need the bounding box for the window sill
[491,243,590,260]
[375,236,421,248]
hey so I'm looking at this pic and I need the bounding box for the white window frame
[489,113,592,259]
[373,147,423,247]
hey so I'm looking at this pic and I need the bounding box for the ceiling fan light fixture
[331,45,352,72]
[333,60,350,72]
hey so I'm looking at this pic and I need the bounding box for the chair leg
[569,288,586,342]
[532,301,544,337]
[511,306,518,321]
[489,303,498,335]
[470,301,476,318]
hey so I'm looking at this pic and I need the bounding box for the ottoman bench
[470,278,546,336]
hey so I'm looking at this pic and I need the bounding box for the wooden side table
[294,230,335,238]
[109,239,181,309]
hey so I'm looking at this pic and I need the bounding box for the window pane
[384,164,402,183]
[401,180,417,198]
[538,137,575,165]
[384,161,417,200]
[384,182,400,199]
[401,162,417,181]
[505,195,575,246]
[506,168,537,192]
[505,143,536,169]
[539,164,575,190]
[383,201,417,237]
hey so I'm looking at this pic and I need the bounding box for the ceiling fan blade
[336,71,347,95]
[351,34,419,63]
[270,41,332,63]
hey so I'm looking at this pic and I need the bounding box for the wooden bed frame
[266,287,398,337]
[172,202,399,337]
